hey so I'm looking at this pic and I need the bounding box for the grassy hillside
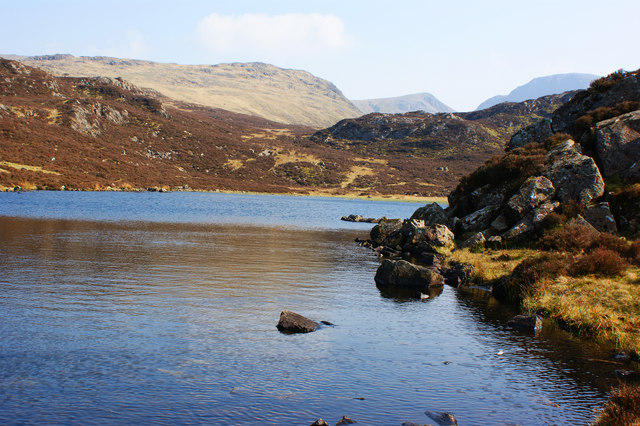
[5,54,362,128]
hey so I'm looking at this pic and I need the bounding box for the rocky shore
[357,69,640,424]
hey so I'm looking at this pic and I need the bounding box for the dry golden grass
[448,247,536,281]
[453,247,640,351]
[340,165,374,189]
[354,157,388,165]
[241,128,294,141]
[224,159,244,171]
[46,108,60,124]
[0,161,61,175]
[272,150,320,168]
[523,269,640,350]
[18,181,38,190]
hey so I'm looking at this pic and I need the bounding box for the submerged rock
[375,259,444,288]
[507,314,542,332]
[310,419,330,426]
[335,415,357,425]
[277,310,319,334]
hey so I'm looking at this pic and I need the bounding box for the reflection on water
[0,214,619,425]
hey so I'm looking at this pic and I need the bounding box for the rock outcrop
[595,109,640,181]
[508,118,553,151]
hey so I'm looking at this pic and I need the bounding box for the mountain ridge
[352,92,454,114]
[2,54,362,128]
[477,73,600,110]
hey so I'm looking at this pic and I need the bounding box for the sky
[2,0,639,111]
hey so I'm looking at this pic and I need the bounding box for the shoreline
[2,185,448,205]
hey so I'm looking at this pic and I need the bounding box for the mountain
[0,58,466,197]
[0,59,580,198]
[477,73,600,110]
[2,54,361,128]
[352,92,454,114]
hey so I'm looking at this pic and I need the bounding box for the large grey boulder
[459,231,486,249]
[403,221,455,253]
[595,109,640,180]
[506,176,555,217]
[543,140,604,206]
[410,202,448,226]
[277,310,319,334]
[370,219,404,248]
[458,205,500,233]
[508,118,553,150]
[375,259,444,288]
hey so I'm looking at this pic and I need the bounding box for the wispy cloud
[196,13,353,56]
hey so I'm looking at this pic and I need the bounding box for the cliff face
[5,54,362,128]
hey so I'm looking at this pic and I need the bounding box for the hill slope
[352,92,454,114]
[3,54,361,128]
[477,73,599,110]
[0,59,469,197]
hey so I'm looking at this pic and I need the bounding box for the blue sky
[2,0,639,111]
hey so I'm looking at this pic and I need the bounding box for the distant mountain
[352,92,454,114]
[477,73,600,110]
[2,54,361,127]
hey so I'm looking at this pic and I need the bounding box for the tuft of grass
[572,248,628,277]
[596,383,640,426]
[18,181,38,190]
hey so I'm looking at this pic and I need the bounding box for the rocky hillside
[352,92,454,114]
[309,92,573,188]
[0,58,470,197]
[407,67,640,244]
[4,54,361,128]
[477,73,599,110]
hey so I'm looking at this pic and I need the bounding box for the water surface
[0,192,618,425]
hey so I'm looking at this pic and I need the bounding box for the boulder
[310,420,330,426]
[543,140,605,206]
[458,205,500,233]
[507,314,543,332]
[370,219,404,248]
[375,259,444,288]
[403,221,455,253]
[508,118,553,150]
[567,214,600,233]
[582,202,618,233]
[595,109,640,180]
[489,213,510,233]
[443,263,476,287]
[459,232,486,249]
[277,310,318,334]
[530,200,560,228]
[502,217,535,241]
[410,202,448,226]
[506,176,555,218]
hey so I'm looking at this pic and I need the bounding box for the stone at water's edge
[424,410,458,426]
[375,259,444,288]
[507,314,543,332]
[310,419,330,426]
[277,310,319,334]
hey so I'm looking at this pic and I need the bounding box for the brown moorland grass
[596,382,640,426]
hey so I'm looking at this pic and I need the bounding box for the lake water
[0,192,618,425]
